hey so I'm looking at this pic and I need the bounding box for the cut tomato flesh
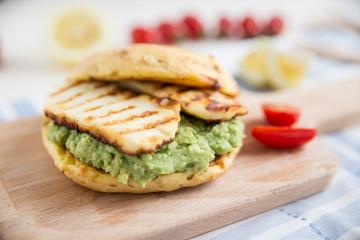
[252,126,316,148]
[262,103,300,126]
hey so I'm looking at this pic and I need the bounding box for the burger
[41,44,247,193]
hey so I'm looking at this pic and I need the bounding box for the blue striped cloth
[1,94,359,240]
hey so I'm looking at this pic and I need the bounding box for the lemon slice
[266,50,311,89]
[46,6,113,66]
[240,51,267,88]
[239,38,311,90]
[239,38,271,88]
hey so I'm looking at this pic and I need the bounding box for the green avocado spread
[47,115,245,187]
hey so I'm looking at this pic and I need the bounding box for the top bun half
[68,44,239,96]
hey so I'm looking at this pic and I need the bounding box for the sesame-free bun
[42,119,241,193]
[68,44,239,96]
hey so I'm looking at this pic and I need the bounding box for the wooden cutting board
[0,79,359,240]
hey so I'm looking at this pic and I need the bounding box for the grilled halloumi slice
[118,81,247,121]
[44,81,181,155]
[67,44,239,96]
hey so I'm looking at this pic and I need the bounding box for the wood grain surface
[1,79,359,240]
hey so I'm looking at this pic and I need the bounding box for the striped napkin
[195,127,360,240]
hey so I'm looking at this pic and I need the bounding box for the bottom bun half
[41,121,241,193]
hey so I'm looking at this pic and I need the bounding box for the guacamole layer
[47,115,245,187]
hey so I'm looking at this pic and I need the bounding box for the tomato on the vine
[131,27,158,43]
[265,16,284,35]
[241,16,258,38]
[182,15,204,39]
[218,17,231,37]
[158,22,177,43]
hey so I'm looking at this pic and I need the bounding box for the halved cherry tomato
[252,126,317,148]
[262,103,300,126]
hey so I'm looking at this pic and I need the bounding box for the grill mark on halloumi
[205,100,241,112]
[65,85,120,110]
[83,101,117,113]
[49,82,82,97]
[154,83,168,90]
[44,81,181,155]
[118,115,179,135]
[176,87,191,93]
[81,91,139,113]
[57,92,84,105]
[155,98,179,107]
[102,110,158,126]
[66,92,110,110]
[86,106,136,120]
[191,93,211,101]
[55,82,107,106]
[64,86,137,110]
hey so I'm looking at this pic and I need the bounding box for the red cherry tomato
[158,22,176,43]
[218,17,231,37]
[182,15,204,39]
[241,16,258,38]
[266,16,284,35]
[173,22,188,41]
[131,27,158,43]
[262,103,300,126]
[252,126,317,148]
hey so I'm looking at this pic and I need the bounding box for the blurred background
[0,0,360,120]
[1,2,360,239]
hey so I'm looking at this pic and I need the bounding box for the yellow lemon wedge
[240,50,268,88]
[266,50,311,89]
[239,39,269,88]
[46,6,113,67]
[239,38,312,90]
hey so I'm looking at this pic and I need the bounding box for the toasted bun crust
[68,44,239,96]
[41,121,241,193]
